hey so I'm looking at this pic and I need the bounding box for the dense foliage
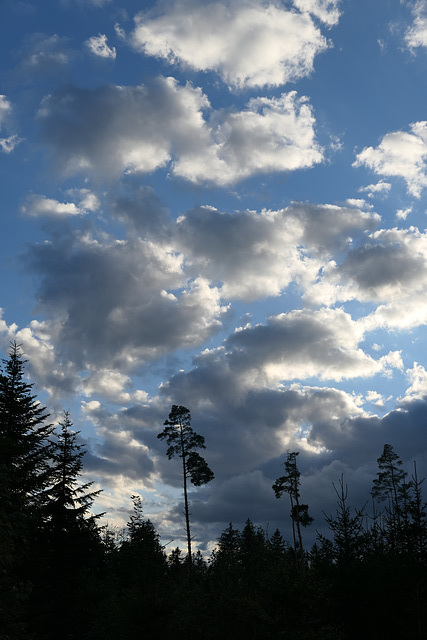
[1,345,427,639]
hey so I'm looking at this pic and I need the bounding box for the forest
[1,343,427,640]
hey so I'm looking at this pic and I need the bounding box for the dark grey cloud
[26,226,226,369]
[110,185,170,237]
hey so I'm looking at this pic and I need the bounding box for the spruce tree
[47,410,102,533]
[0,341,54,513]
[0,342,54,636]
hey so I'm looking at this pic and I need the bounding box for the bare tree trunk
[180,427,192,565]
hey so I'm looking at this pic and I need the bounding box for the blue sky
[2,0,427,552]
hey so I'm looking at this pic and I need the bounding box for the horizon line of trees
[2,342,427,639]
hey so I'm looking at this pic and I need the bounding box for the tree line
[1,343,427,639]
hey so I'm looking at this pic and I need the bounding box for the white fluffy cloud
[174,92,323,184]
[353,122,427,198]
[38,79,323,184]
[358,179,392,198]
[21,190,100,217]
[86,34,117,59]
[131,0,332,89]
[293,0,341,25]
[405,0,427,49]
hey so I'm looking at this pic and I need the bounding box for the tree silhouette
[0,342,54,636]
[157,405,214,564]
[273,450,313,571]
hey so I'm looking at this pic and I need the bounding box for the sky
[2,0,427,553]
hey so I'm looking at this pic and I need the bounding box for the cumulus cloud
[405,0,427,49]
[174,203,379,300]
[174,92,323,184]
[131,0,332,90]
[38,79,323,184]
[222,307,401,383]
[25,229,228,370]
[22,195,81,217]
[21,190,100,217]
[0,310,80,404]
[358,179,392,198]
[353,122,427,198]
[86,34,117,59]
[305,227,427,327]
[293,0,341,25]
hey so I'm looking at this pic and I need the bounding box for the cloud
[0,310,80,404]
[358,179,392,199]
[131,0,331,89]
[19,34,71,74]
[86,34,117,59]
[0,96,22,153]
[38,79,323,184]
[22,195,81,217]
[0,96,11,127]
[174,92,324,184]
[405,0,427,49]
[37,77,213,178]
[305,227,427,328]
[222,307,401,383]
[21,190,100,217]
[353,122,427,198]
[25,228,228,370]
[110,184,170,236]
[293,0,341,26]
[0,135,22,153]
[175,203,379,301]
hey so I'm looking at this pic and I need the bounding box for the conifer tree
[371,443,412,552]
[318,474,366,565]
[273,450,313,571]
[0,341,54,514]
[0,342,54,636]
[47,410,102,534]
[157,405,214,564]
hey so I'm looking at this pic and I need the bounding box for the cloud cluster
[21,190,100,217]
[37,79,323,184]
[306,227,427,332]
[0,95,21,153]
[26,228,228,370]
[131,0,335,90]
[86,34,117,59]
[175,203,379,300]
[405,0,427,49]
[354,121,427,198]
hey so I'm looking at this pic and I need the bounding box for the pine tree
[273,450,313,571]
[157,405,214,564]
